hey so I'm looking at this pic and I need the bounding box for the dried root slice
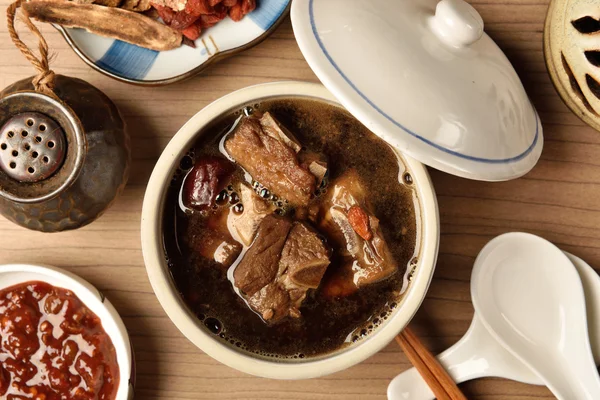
[120,0,152,12]
[70,0,97,5]
[22,1,182,51]
[94,0,122,8]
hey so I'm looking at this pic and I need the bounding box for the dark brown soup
[163,99,418,359]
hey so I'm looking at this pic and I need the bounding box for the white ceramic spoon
[472,232,600,399]
[387,250,600,400]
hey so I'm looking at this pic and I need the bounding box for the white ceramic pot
[0,263,135,399]
[141,81,440,379]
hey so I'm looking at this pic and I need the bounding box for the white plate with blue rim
[291,0,543,181]
[55,0,290,85]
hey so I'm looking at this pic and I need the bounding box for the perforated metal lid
[0,112,66,182]
[0,91,86,204]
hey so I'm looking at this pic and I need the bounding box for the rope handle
[6,0,57,97]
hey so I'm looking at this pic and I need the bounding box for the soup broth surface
[163,99,418,359]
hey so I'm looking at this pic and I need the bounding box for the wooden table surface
[0,0,597,398]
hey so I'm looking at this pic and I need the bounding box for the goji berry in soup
[0,281,119,400]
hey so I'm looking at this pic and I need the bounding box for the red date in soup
[0,281,119,400]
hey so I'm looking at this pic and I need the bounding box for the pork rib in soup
[163,99,418,358]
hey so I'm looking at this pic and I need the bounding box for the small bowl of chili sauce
[0,264,134,399]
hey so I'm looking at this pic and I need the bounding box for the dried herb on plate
[151,0,256,41]
[22,1,183,51]
[22,0,257,51]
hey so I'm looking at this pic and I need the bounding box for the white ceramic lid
[291,0,543,181]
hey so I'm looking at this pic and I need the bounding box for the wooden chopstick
[396,327,467,400]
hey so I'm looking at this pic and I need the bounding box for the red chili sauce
[0,281,120,400]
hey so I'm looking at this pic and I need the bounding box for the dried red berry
[183,157,235,211]
[181,22,202,40]
[347,206,373,241]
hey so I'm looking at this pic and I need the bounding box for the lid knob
[430,0,484,48]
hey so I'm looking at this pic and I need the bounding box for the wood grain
[396,329,467,400]
[0,0,595,398]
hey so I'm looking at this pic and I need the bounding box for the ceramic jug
[0,75,130,232]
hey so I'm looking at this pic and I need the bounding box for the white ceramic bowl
[0,264,134,399]
[141,81,440,379]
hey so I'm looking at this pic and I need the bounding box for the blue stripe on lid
[96,40,159,80]
[249,0,289,31]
